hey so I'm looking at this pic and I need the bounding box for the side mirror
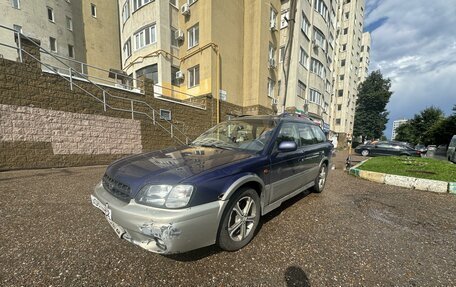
[278,141,297,152]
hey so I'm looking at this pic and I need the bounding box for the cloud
[364,0,456,139]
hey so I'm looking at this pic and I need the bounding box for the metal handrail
[0,25,191,145]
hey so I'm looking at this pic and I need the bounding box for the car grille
[102,174,131,202]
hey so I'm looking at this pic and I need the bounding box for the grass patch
[358,156,456,182]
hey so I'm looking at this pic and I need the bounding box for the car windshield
[192,118,276,152]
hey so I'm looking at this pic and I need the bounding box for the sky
[364,0,456,139]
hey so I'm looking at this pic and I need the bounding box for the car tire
[311,163,327,193]
[217,188,261,251]
[361,149,369,157]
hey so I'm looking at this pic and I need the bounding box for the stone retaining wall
[0,39,273,170]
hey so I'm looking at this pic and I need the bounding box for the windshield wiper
[195,143,235,150]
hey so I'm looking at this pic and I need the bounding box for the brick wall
[0,39,273,170]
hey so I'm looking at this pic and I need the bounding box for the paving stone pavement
[0,151,455,286]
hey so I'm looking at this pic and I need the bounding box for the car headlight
[136,184,194,208]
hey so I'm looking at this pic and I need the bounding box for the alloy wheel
[227,196,257,242]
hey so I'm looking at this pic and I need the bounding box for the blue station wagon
[91,114,333,254]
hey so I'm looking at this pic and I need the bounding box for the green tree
[395,122,416,143]
[427,114,456,145]
[394,107,444,145]
[353,70,392,141]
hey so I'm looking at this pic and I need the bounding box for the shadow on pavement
[285,266,311,287]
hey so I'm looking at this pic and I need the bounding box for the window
[339,74,345,81]
[91,3,97,17]
[171,66,180,86]
[66,16,73,31]
[47,7,55,22]
[326,80,331,92]
[133,0,152,11]
[123,38,131,60]
[301,13,310,37]
[277,80,281,98]
[314,0,328,22]
[342,44,347,51]
[297,81,306,99]
[134,25,156,50]
[338,90,343,97]
[344,12,349,20]
[299,47,309,68]
[310,125,326,143]
[268,78,275,98]
[280,10,289,29]
[310,58,325,78]
[336,118,341,125]
[329,32,334,47]
[309,89,322,105]
[270,7,277,29]
[298,123,317,146]
[13,25,22,33]
[160,109,171,121]
[170,27,179,47]
[277,122,300,146]
[279,46,285,63]
[188,0,197,5]
[268,42,275,61]
[136,64,158,83]
[313,28,326,51]
[188,24,199,49]
[343,28,348,35]
[11,0,20,9]
[341,59,346,67]
[169,0,177,7]
[188,65,200,88]
[49,37,57,52]
[337,104,342,111]
[68,44,74,58]
[122,1,130,24]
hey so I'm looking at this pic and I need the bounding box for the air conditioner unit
[268,58,276,69]
[181,3,190,15]
[270,20,277,31]
[175,71,184,80]
[312,40,319,49]
[174,29,184,41]
[271,98,278,105]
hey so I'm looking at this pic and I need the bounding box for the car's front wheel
[218,188,260,251]
[361,149,370,156]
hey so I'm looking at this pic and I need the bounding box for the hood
[105,146,253,195]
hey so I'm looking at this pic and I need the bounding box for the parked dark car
[415,144,427,154]
[427,145,437,151]
[90,114,333,254]
[355,141,421,157]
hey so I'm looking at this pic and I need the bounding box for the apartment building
[0,0,120,82]
[119,0,281,114]
[359,32,371,83]
[278,0,338,132]
[328,0,369,144]
[392,119,408,140]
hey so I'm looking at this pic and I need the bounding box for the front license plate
[91,195,127,238]
[106,217,126,238]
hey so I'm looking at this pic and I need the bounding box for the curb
[349,159,455,194]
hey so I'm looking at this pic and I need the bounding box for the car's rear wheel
[218,188,260,251]
[311,163,327,193]
[361,149,369,157]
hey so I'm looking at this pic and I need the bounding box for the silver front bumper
[91,182,225,254]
